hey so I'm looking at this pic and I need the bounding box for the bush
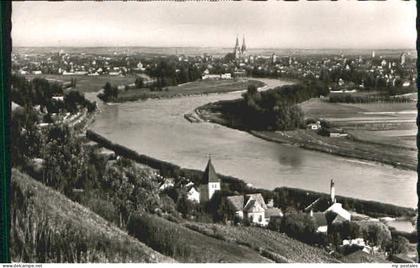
[281,213,318,244]
[386,236,409,256]
[357,221,392,248]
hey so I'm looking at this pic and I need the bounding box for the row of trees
[146,58,203,88]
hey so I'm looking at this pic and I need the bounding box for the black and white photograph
[8,0,418,264]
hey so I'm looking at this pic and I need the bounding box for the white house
[187,186,200,203]
[226,193,283,227]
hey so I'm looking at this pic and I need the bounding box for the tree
[386,236,409,256]
[176,195,195,217]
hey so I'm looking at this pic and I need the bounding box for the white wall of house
[247,212,266,226]
[187,188,200,203]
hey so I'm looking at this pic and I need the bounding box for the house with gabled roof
[226,193,283,227]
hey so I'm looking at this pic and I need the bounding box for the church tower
[241,35,247,56]
[234,36,241,60]
[330,179,336,204]
[200,156,221,203]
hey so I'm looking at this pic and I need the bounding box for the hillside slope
[127,213,272,263]
[184,222,339,263]
[10,169,174,263]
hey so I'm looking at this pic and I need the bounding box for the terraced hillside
[10,169,174,263]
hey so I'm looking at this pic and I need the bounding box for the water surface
[87,78,417,208]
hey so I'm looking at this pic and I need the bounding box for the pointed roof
[235,36,239,48]
[241,35,246,52]
[244,194,267,210]
[203,157,220,183]
[226,195,244,211]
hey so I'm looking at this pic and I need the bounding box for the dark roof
[203,158,220,183]
[304,197,331,212]
[265,207,283,218]
[226,195,244,211]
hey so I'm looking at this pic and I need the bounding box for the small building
[187,186,200,203]
[226,193,283,227]
[307,121,321,130]
[159,178,175,191]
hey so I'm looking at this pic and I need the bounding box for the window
[259,215,262,222]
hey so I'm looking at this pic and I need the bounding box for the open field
[183,221,340,263]
[115,79,264,102]
[301,98,416,150]
[11,169,174,263]
[25,74,138,93]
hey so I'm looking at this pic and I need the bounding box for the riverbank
[101,79,265,103]
[195,101,416,171]
[85,129,416,215]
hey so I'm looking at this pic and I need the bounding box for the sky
[12,1,416,49]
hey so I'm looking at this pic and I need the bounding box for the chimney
[330,179,336,204]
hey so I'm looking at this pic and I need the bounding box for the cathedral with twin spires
[233,35,247,60]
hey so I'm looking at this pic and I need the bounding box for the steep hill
[10,169,174,263]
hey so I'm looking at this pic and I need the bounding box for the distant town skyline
[12,1,416,49]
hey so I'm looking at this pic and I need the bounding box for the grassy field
[11,169,174,263]
[116,79,264,102]
[24,74,138,93]
[127,213,271,263]
[183,222,339,263]
[301,98,416,151]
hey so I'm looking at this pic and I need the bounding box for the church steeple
[235,36,240,49]
[241,35,247,53]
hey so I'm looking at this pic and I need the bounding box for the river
[87,78,417,208]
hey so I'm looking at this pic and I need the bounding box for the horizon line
[12,45,415,50]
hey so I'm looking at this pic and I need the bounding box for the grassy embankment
[24,74,138,93]
[196,97,416,171]
[25,74,265,102]
[127,214,272,263]
[11,169,174,263]
[113,79,265,102]
[182,221,340,263]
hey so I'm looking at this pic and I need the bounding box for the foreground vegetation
[183,221,339,263]
[11,169,174,263]
[127,213,271,263]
